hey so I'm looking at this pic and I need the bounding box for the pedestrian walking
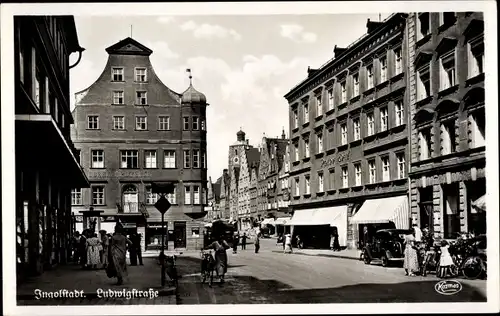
[79,230,88,269]
[136,233,143,265]
[254,233,260,253]
[106,223,133,285]
[438,240,454,278]
[332,228,341,251]
[100,230,109,269]
[232,233,239,254]
[403,233,419,276]
[363,226,370,248]
[129,233,138,266]
[72,231,81,263]
[241,233,247,250]
[206,236,230,283]
[284,233,293,254]
[296,235,303,249]
[86,233,101,269]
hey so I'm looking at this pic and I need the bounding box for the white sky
[70,14,392,181]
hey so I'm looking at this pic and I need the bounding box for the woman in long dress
[107,224,133,285]
[86,233,101,269]
[403,233,419,276]
[206,237,230,283]
[100,230,109,269]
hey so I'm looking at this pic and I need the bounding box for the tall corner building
[70,37,209,251]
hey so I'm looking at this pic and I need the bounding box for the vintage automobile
[362,229,413,267]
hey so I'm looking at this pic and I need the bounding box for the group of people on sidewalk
[71,223,145,285]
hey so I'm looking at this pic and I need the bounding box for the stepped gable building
[257,130,291,232]
[219,169,231,221]
[249,158,260,222]
[15,16,89,279]
[70,37,208,251]
[284,13,410,249]
[207,176,222,221]
[407,12,486,238]
[239,145,261,230]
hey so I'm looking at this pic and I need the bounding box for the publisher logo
[435,280,463,295]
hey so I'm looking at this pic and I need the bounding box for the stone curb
[271,250,361,261]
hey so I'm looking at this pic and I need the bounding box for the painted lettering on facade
[87,170,153,179]
[320,151,351,168]
[415,168,485,187]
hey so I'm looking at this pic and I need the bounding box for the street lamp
[152,182,175,287]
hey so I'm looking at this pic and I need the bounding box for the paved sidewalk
[17,258,176,300]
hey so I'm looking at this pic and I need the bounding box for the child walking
[438,240,454,278]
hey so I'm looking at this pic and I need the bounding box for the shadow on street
[176,257,487,304]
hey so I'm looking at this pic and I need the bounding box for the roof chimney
[307,66,319,77]
[334,45,347,58]
[366,18,384,33]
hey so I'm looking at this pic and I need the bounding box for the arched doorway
[123,185,138,213]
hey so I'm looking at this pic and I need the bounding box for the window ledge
[86,128,101,131]
[374,128,390,138]
[326,188,336,194]
[315,114,323,121]
[416,34,432,47]
[134,129,149,131]
[465,73,485,87]
[375,80,389,90]
[302,121,310,127]
[337,143,349,151]
[134,104,149,107]
[134,81,149,84]
[437,85,459,99]
[325,147,336,155]
[90,167,106,170]
[415,96,433,108]
[119,168,140,170]
[390,72,404,83]
[315,152,325,158]
[112,129,127,131]
[365,182,378,189]
[292,127,299,133]
[338,101,348,110]
[144,167,159,170]
[111,80,126,83]
[363,86,375,96]
[390,123,406,134]
[350,95,361,103]
[292,161,301,166]
[293,195,300,200]
[112,103,125,106]
[350,139,362,146]
[438,21,456,33]
[352,185,363,191]
[316,191,325,197]
[158,129,171,131]
[339,187,349,193]
[303,157,311,163]
[325,107,335,115]
[364,133,376,142]
[303,193,311,198]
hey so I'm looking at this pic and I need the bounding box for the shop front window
[443,183,460,239]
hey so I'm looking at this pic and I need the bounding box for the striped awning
[472,195,486,212]
[351,195,409,229]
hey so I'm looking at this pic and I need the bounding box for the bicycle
[200,249,215,287]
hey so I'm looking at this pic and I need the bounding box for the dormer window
[112,67,124,81]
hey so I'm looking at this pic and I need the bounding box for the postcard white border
[2,1,498,315]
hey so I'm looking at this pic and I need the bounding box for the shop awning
[472,195,486,212]
[351,195,409,229]
[286,206,347,226]
[261,218,275,226]
[274,217,290,225]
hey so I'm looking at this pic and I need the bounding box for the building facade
[284,14,411,249]
[407,12,486,239]
[15,16,89,279]
[70,37,208,251]
[207,176,222,221]
[218,169,231,221]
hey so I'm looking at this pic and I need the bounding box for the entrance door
[173,221,186,248]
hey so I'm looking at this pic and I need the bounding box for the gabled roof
[105,37,153,56]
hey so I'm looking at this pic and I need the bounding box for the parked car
[362,229,413,267]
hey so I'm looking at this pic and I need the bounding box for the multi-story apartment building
[407,12,486,238]
[71,37,208,251]
[275,143,292,235]
[284,14,410,249]
[15,16,89,279]
[249,161,260,223]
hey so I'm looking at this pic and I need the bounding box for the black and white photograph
[1,1,498,315]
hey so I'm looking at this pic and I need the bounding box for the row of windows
[292,101,404,161]
[417,12,458,41]
[109,90,148,105]
[293,152,406,196]
[86,149,206,169]
[87,115,206,131]
[111,67,148,82]
[71,184,207,206]
[292,46,403,127]
[417,111,485,160]
[17,36,68,130]
[415,34,484,102]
